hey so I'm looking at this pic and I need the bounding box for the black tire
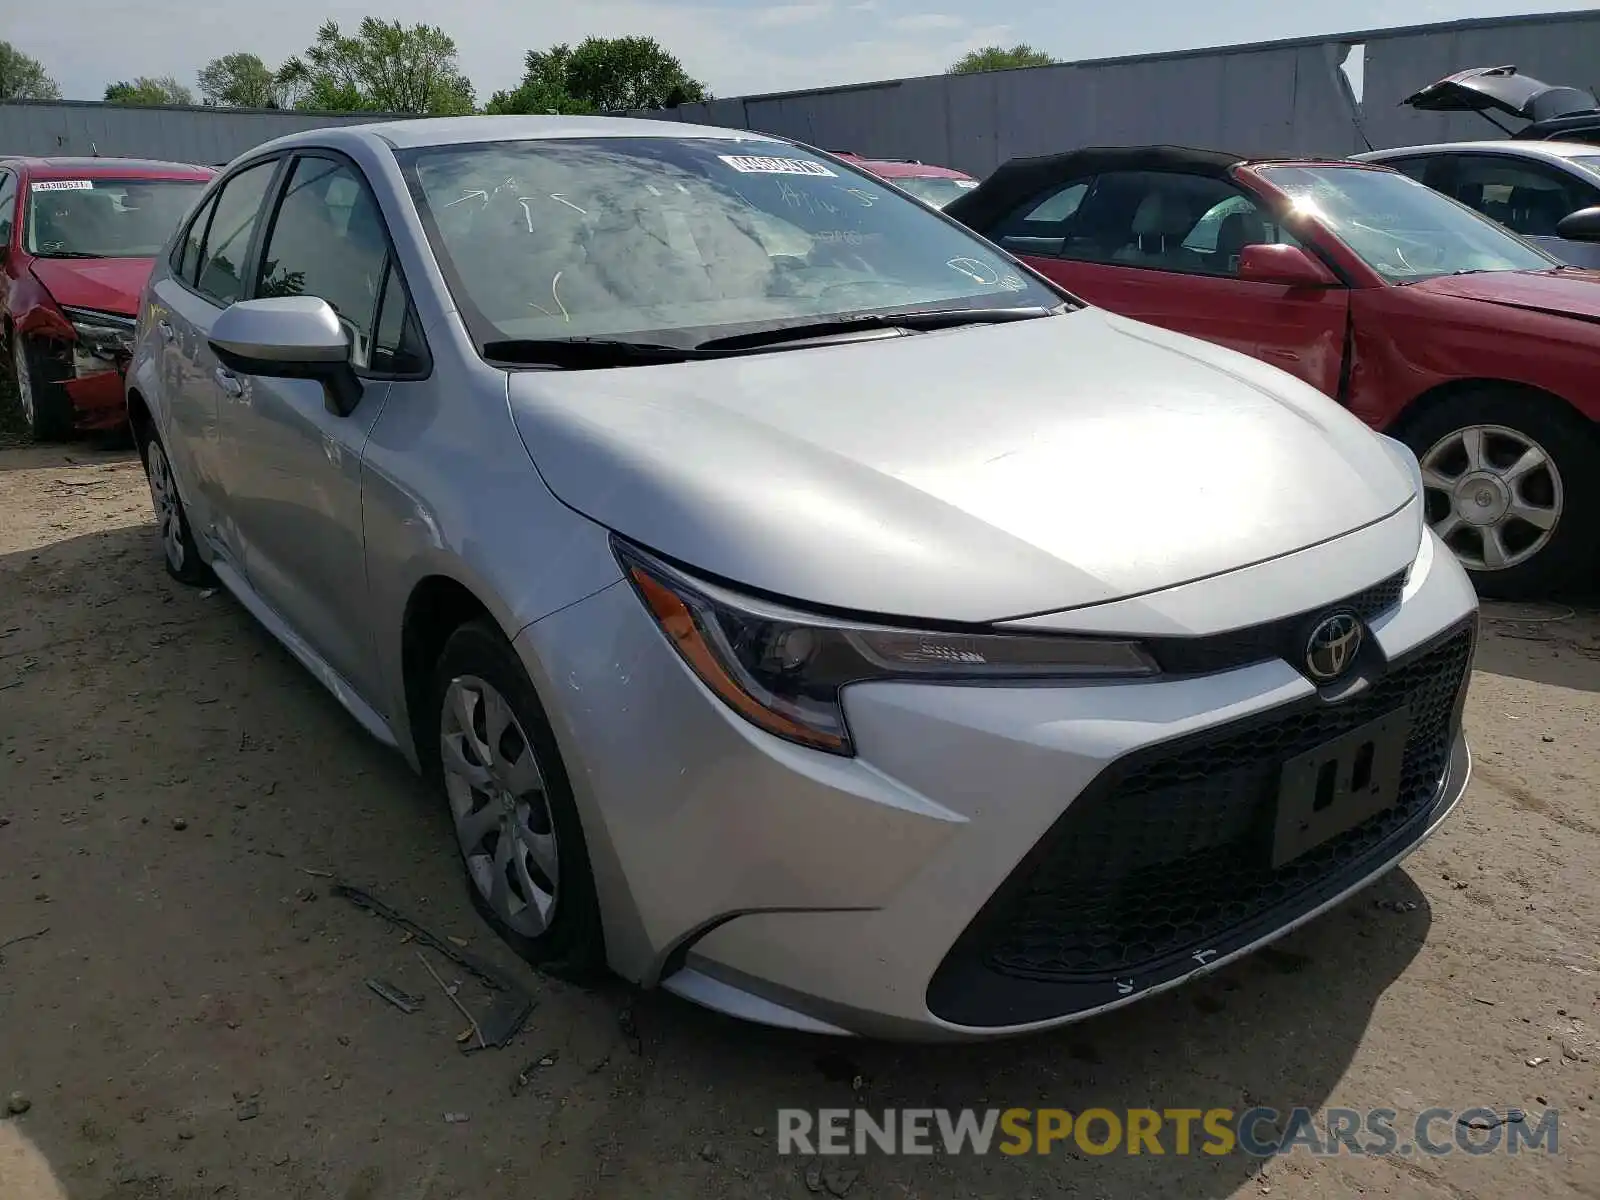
[1398,386,1600,599]
[9,330,74,442]
[140,431,213,586]
[426,618,606,982]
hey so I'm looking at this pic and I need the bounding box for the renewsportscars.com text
[777,1106,1559,1158]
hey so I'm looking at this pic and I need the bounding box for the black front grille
[1146,570,1407,676]
[927,621,1473,1026]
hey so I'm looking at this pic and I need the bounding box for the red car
[1,156,214,439]
[832,152,979,209]
[946,146,1600,597]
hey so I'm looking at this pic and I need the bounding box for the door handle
[214,366,244,397]
[157,320,175,342]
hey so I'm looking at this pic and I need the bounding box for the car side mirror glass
[1555,205,1600,242]
[1236,243,1341,288]
[208,296,364,416]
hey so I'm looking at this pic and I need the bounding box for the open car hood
[1403,65,1599,124]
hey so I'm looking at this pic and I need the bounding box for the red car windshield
[894,176,980,209]
[1256,165,1557,282]
[25,178,205,260]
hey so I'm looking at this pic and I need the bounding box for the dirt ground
[0,413,1596,1200]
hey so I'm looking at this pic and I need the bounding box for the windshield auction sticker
[718,155,837,177]
[31,180,94,191]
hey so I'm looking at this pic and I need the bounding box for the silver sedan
[127,116,1476,1039]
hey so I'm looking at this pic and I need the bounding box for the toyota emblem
[1304,613,1363,683]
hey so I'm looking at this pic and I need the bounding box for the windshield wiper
[35,250,104,260]
[692,305,1062,352]
[482,337,706,368]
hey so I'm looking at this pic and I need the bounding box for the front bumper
[515,528,1477,1041]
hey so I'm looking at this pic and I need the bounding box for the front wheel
[9,331,73,442]
[1401,388,1599,598]
[427,619,606,981]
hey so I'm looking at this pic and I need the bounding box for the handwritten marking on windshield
[843,187,878,207]
[551,272,570,322]
[946,257,999,285]
[549,194,588,215]
[445,189,489,208]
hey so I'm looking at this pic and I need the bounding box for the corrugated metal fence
[4,10,1600,172]
[627,9,1600,176]
[0,100,418,165]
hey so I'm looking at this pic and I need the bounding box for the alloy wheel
[1420,423,1562,572]
[145,440,187,572]
[439,674,559,937]
[12,335,34,427]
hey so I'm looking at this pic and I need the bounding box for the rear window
[25,178,206,259]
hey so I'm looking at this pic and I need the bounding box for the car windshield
[893,176,981,209]
[25,178,205,259]
[400,137,1059,349]
[1255,165,1558,282]
[1571,155,1600,180]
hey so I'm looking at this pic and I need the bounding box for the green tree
[197,52,284,108]
[948,44,1056,74]
[485,45,590,114]
[277,18,475,115]
[0,42,62,101]
[104,75,195,106]
[487,36,707,114]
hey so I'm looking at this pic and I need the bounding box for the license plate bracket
[1271,708,1411,870]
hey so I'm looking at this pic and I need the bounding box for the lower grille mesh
[979,628,1472,982]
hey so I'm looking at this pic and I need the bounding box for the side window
[196,160,279,306]
[1450,157,1597,237]
[990,179,1091,256]
[1380,157,1435,184]
[174,192,218,285]
[370,256,426,375]
[1062,170,1298,278]
[256,156,392,369]
[0,171,17,246]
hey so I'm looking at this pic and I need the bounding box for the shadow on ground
[0,522,1443,1200]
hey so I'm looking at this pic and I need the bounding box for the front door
[213,152,403,708]
[993,169,1351,398]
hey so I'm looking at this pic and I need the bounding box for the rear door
[149,157,283,557]
[991,169,1351,397]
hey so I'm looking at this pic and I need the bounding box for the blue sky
[16,0,1594,102]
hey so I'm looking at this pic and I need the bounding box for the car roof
[239,114,786,159]
[1,156,214,179]
[1355,140,1600,163]
[832,153,973,180]
[941,145,1396,230]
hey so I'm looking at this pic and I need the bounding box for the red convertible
[945,146,1600,597]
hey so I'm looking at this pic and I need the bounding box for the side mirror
[1236,243,1340,288]
[208,296,364,416]
[1555,205,1600,242]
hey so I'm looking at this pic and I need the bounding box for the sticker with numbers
[718,155,837,178]
[32,180,94,191]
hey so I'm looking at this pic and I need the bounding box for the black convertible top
[944,145,1245,231]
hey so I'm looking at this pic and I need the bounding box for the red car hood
[1410,269,1600,324]
[28,257,153,317]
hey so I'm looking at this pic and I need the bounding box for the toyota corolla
[125,116,1476,1040]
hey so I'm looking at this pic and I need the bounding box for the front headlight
[62,306,137,373]
[615,539,1159,756]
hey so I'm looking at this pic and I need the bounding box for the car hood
[507,309,1416,623]
[1403,66,1598,124]
[28,256,152,316]
[1409,268,1600,323]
